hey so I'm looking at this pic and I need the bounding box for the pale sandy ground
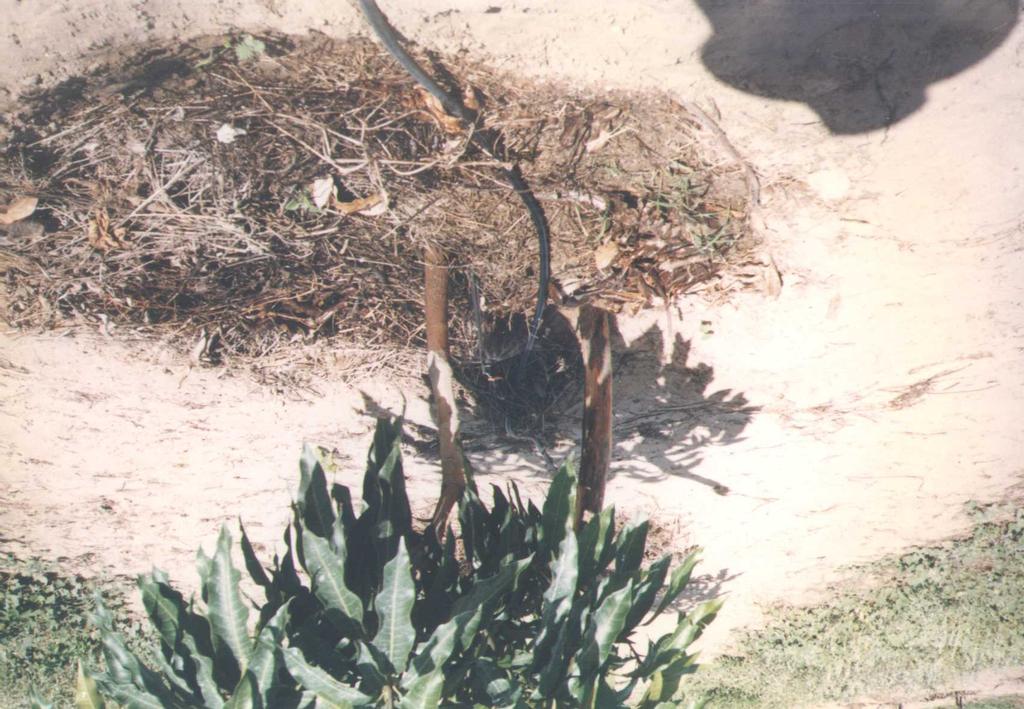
[2,0,1024,705]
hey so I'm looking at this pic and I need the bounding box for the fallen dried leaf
[0,196,38,225]
[594,241,619,270]
[333,192,387,216]
[215,123,246,144]
[87,209,128,252]
[310,177,335,209]
[585,126,632,154]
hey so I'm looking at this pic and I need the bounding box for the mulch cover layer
[0,32,753,420]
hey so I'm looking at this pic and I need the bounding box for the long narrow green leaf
[577,506,616,583]
[247,602,290,699]
[613,520,649,580]
[623,555,671,634]
[301,527,364,627]
[533,620,570,699]
[138,571,218,701]
[90,681,165,709]
[74,662,104,709]
[181,628,224,707]
[97,622,183,706]
[205,526,253,672]
[396,667,445,709]
[639,655,699,706]
[531,533,579,674]
[282,647,373,706]
[363,417,403,507]
[541,463,577,557]
[402,552,534,702]
[138,571,184,649]
[371,539,416,672]
[648,550,700,622]
[579,580,634,676]
[355,641,390,695]
[239,521,273,592]
[542,532,579,621]
[298,444,336,538]
[224,672,260,709]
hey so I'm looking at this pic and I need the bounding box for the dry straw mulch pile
[0,32,754,383]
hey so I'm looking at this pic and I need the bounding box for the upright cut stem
[424,243,467,535]
[577,305,612,526]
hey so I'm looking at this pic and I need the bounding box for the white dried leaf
[0,196,38,225]
[310,177,335,209]
[215,123,246,144]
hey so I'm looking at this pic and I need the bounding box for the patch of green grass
[0,555,146,708]
[959,698,1024,709]
[686,502,1024,708]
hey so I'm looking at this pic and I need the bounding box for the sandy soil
[2,0,1023,672]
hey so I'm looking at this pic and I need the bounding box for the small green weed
[0,556,144,708]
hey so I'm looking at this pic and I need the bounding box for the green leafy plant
[79,417,720,707]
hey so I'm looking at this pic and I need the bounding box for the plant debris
[0,32,754,391]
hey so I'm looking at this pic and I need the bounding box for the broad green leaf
[355,641,390,695]
[89,682,165,709]
[181,627,224,706]
[613,520,649,582]
[224,672,260,709]
[363,417,403,507]
[205,526,253,672]
[248,602,290,697]
[97,623,181,705]
[639,655,698,705]
[138,571,185,650]
[541,463,577,556]
[298,444,336,538]
[74,662,103,709]
[623,555,671,633]
[403,553,534,700]
[648,550,700,622]
[282,646,372,706]
[577,506,616,583]
[533,620,570,698]
[579,580,633,675]
[239,521,273,592]
[542,532,579,621]
[302,527,364,627]
[196,548,213,598]
[396,667,445,709]
[531,532,579,674]
[138,571,220,702]
[372,539,416,672]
